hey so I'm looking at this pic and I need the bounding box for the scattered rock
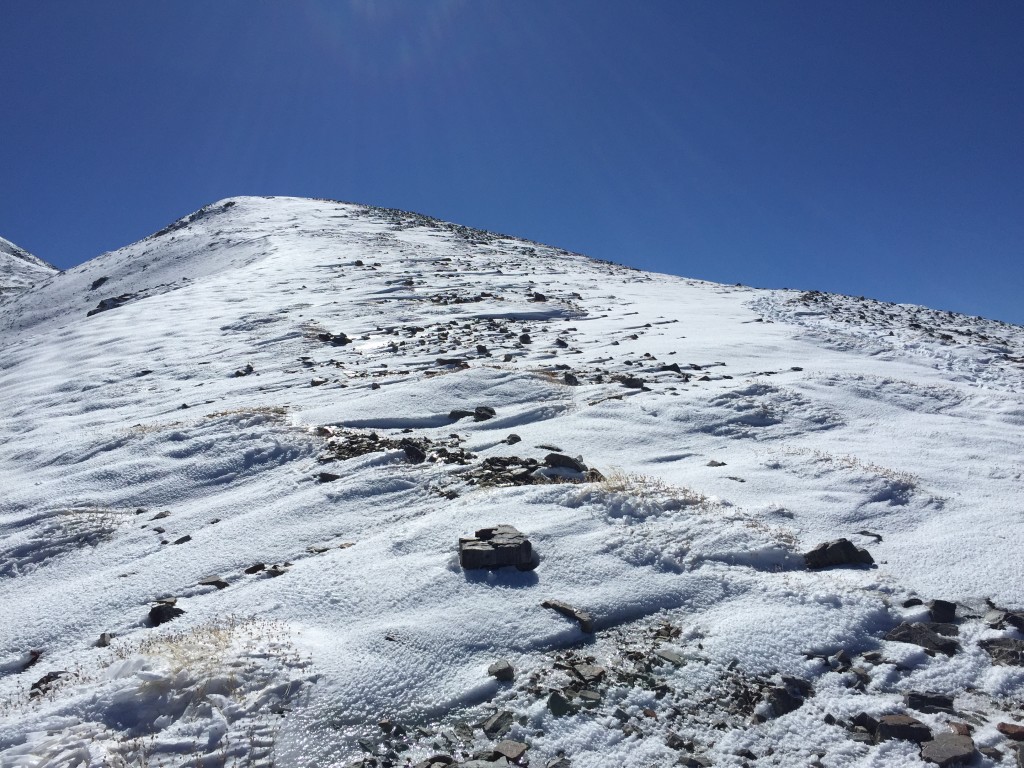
[459,525,535,570]
[563,372,579,386]
[96,632,114,647]
[319,471,341,483]
[245,563,266,574]
[707,460,727,467]
[541,599,594,633]
[29,671,65,697]
[481,710,514,738]
[505,434,521,445]
[317,331,351,346]
[149,602,185,627]
[998,722,1024,740]
[198,575,229,590]
[905,692,954,714]
[402,440,427,463]
[488,660,515,682]
[547,691,576,717]
[886,623,961,656]
[519,334,531,344]
[172,535,191,545]
[921,732,976,766]
[981,637,1024,666]
[473,406,496,421]
[875,714,932,743]
[232,363,254,377]
[311,377,328,386]
[804,538,873,569]
[494,740,528,761]
[544,453,587,473]
[928,600,957,623]
[572,663,606,683]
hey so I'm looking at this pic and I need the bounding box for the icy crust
[0,197,1022,766]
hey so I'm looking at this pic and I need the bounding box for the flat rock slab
[459,526,533,570]
[921,732,976,766]
[885,622,961,656]
[494,740,529,760]
[804,538,873,569]
[876,714,933,743]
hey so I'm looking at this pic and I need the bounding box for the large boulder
[804,538,873,569]
[459,525,535,570]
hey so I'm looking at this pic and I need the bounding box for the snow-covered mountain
[0,235,57,297]
[1,196,1022,768]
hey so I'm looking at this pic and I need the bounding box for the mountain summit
[1,196,1022,767]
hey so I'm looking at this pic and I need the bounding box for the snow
[0,236,57,297]
[0,196,1022,767]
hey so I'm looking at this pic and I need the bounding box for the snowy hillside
[0,196,1022,768]
[0,235,57,297]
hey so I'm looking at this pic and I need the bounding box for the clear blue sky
[2,1,1022,324]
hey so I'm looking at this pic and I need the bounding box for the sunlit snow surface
[0,197,1022,767]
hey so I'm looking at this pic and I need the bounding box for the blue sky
[2,1,1022,323]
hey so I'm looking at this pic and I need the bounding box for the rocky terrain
[0,197,1021,767]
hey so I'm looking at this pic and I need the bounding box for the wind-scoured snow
[0,236,57,297]
[0,197,1021,767]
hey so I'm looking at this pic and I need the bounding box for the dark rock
[244,563,265,574]
[620,376,645,389]
[449,409,476,421]
[804,538,873,569]
[918,733,974,765]
[905,692,954,714]
[198,575,229,590]
[519,334,531,344]
[998,722,1024,740]
[149,603,185,626]
[531,292,547,302]
[401,440,427,463]
[886,623,961,655]
[978,746,1003,762]
[766,686,804,717]
[506,434,521,445]
[488,660,515,682]
[541,599,594,632]
[172,535,191,545]
[436,358,468,368]
[928,600,957,623]
[921,732,976,766]
[29,671,65,697]
[459,525,533,570]
[707,460,727,467]
[903,597,924,608]
[319,472,341,483]
[481,710,514,738]
[547,691,576,717]
[554,337,569,348]
[544,453,587,473]
[660,363,682,374]
[477,344,489,355]
[981,637,1024,666]
[97,632,114,647]
[563,372,579,386]
[90,276,109,290]
[545,760,571,768]
[876,714,932,744]
[853,712,879,734]
[1005,611,1024,632]
[494,740,528,761]
[473,406,496,421]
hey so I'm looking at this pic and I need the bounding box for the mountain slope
[0,197,1022,768]
[0,235,58,297]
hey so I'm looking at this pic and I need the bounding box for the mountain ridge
[0,196,1021,767]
